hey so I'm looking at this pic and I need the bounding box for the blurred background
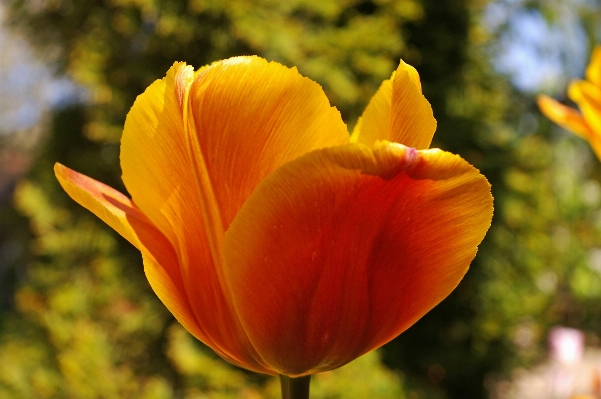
[1,0,601,398]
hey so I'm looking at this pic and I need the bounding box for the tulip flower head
[55,56,493,391]
[538,45,601,160]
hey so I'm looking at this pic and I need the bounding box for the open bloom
[538,46,601,160]
[55,56,493,377]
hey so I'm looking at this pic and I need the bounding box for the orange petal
[351,61,436,149]
[585,45,601,87]
[182,56,349,332]
[224,142,493,376]
[537,94,593,139]
[54,163,204,346]
[119,62,273,373]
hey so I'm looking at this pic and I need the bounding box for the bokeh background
[2,0,601,398]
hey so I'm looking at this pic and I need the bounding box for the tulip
[538,46,601,160]
[55,56,493,398]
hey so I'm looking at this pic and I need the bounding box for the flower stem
[279,374,311,399]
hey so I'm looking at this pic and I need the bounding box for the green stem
[279,374,311,399]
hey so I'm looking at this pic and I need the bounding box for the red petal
[224,143,493,376]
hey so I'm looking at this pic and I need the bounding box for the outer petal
[224,142,493,376]
[351,61,436,149]
[119,62,273,373]
[54,163,205,347]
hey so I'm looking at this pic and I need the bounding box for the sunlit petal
[351,61,436,149]
[350,76,393,146]
[568,80,601,134]
[390,61,436,148]
[537,95,593,140]
[224,142,493,376]
[119,62,271,372]
[121,62,195,247]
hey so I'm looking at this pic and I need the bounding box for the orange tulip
[538,45,601,160]
[55,56,493,378]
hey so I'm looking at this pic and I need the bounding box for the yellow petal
[141,252,268,373]
[351,61,436,149]
[121,62,195,248]
[350,76,393,146]
[224,142,493,376]
[585,45,601,87]
[390,61,436,148]
[568,79,601,133]
[537,94,593,139]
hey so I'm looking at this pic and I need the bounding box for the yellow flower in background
[55,56,493,378]
[538,46,601,160]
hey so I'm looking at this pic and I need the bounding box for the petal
[120,62,273,372]
[186,56,350,233]
[121,61,194,249]
[540,90,601,161]
[390,62,437,148]
[537,94,594,139]
[351,61,436,149]
[183,56,349,348]
[224,142,493,376]
[56,163,156,251]
[54,163,204,347]
[585,45,601,87]
[568,79,601,134]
